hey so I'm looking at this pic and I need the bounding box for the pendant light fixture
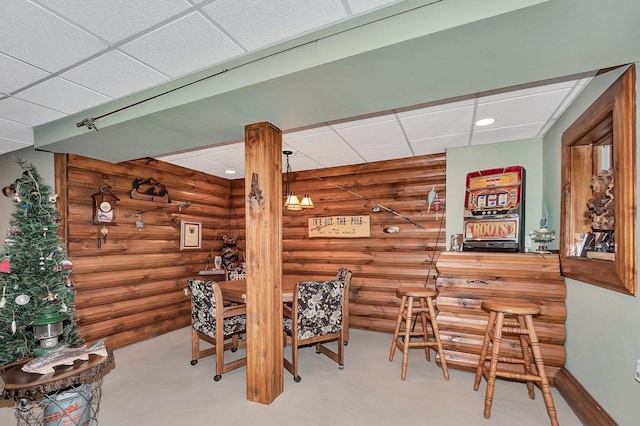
[283,151,313,211]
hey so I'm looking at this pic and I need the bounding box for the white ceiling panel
[120,12,243,77]
[0,54,50,94]
[357,142,413,162]
[61,51,168,98]
[202,0,347,51]
[169,156,225,172]
[39,0,192,44]
[476,90,572,128]
[332,116,406,148]
[0,98,65,126]
[400,105,475,141]
[15,78,111,114]
[0,1,106,72]
[310,149,366,168]
[346,0,406,14]
[0,118,34,144]
[0,137,32,154]
[471,123,546,146]
[410,133,470,156]
[285,130,352,156]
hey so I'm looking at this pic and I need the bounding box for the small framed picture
[180,220,201,250]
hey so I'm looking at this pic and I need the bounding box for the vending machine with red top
[463,166,525,252]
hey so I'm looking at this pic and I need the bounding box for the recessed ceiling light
[475,118,496,126]
[224,169,236,175]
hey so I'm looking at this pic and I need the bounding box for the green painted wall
[542,65,640,426]
[445,138,543,250]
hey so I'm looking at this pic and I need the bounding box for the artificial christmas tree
[0,159,82,365]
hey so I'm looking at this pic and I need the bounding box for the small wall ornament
[529,218,556,253]
[91,185,119,225]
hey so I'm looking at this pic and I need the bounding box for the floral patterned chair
[188,278,247,381]
[335,268,353,345]
[283,279,346,382]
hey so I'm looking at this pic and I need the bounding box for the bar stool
[389,286,449,381]
[473,298,558,426]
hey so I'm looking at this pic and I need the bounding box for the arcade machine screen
[463,166,526,252]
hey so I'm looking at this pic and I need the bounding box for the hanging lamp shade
[285,192,301,210]
[283,150,312,211]
[300,194,314,208]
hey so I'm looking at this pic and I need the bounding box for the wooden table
[1,351,113,425]
[217,279,295,303]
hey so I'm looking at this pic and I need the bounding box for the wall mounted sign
[308,215,370,238]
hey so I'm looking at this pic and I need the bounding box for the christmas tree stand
[0,350,113,425]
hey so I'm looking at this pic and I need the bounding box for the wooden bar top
[217,279,295,303]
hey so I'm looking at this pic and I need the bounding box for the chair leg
[524,315,559,426]
[399,295,415,381]
[474,311,496,391]
[214,332,224,381]
[389,295,407,362]
[483,312,505,419]
[292,337,300,382]
[425,296,449,380]
[418,297,430,362]
[516,315,536,399]
[190,326,200,365]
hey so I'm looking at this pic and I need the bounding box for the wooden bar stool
[389,287,449,381]
[473,298,558,426]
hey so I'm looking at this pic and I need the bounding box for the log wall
[230,153,447,333]
[57,152,446,349]
[57,154,232,349]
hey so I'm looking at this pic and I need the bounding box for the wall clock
[91,185,120,225]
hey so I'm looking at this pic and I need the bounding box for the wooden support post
[244,122,283,403]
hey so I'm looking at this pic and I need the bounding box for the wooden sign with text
[308,215,370,238]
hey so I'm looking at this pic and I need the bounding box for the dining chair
[188,278,247,381]
[283,279,346,382]
[336,268,353,345]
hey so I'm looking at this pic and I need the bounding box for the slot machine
[463,166,526,252]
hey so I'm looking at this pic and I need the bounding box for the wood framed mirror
[560,65,637,295]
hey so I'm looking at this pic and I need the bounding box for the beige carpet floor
[1,327,582,425]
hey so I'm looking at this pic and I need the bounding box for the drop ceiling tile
[410,133,469,155]
[283,125,332,138]
[202,0,347,51]
[61,51,168,98]
[356,142,412,162]
[285,130,351,156]
[476,90,570,128]
[347,0,405,14]
[169,156,225,172]
[311,149,365,168]
[39,0,192,44]
[0,136,32,153]
[283,153,323,172]
[121,12,243,78]
[201,147,246,170]
[333,118,406,148]
[0,118,33,143]
[0,1,106,72]
[0,54,50,94]
[480,80,578,103]
[0,97,65,126]
[397,99,475,118]
[15,78,111,115]
[470,123,545,145]
[401,105,474,140]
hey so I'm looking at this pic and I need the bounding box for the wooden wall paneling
[230,152,447,337]
[62,154,231,350]
[435,252,567,383]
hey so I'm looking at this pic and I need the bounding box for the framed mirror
[560,65,636,295]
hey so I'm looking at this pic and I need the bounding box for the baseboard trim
[554,367,618,426]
